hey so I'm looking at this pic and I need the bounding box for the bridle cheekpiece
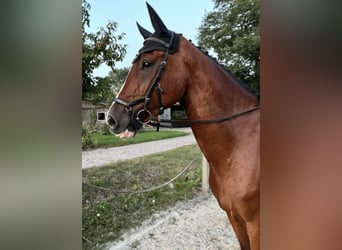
[113,31,175,130]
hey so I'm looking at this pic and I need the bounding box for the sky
[86,0,214,77]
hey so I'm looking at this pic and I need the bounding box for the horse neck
[181,45,259,165]
[183,45,258,121]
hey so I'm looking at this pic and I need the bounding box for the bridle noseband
[113,32,174,130]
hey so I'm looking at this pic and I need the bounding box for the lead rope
[83,156,198,194]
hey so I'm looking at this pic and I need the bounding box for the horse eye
[141,61,153,69]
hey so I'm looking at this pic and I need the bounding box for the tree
[198,0,260,96]
[92,67,129,105]
[89,76,114,104]
[108,67,129,96]
[82,0,127,103]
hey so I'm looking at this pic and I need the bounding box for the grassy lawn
[82,145,202,250]
[84,129,189,149]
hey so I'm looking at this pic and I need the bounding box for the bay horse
[107,3,260,250]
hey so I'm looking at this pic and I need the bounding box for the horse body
[180,38,260,250]
[107,3,259,249]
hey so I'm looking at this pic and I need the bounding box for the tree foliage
[198,0,260,96]
[107,67,129,96]
[82,0,127,103]
[84,67,129,105]
[89,76,114,104]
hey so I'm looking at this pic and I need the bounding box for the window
[97,112,106,121]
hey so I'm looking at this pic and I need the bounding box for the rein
[149,106,260,128]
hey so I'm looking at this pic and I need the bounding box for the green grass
[87,129,189,149]
[82,145,202,250]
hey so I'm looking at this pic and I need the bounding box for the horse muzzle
[106,114,119,131]
[106,110,138,135]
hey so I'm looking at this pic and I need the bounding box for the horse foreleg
[226,211,250,250]
[246,212,259,250]
[210,173,250,249]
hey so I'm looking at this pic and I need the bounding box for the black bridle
[113,32,174,130]
[113,32,260,130]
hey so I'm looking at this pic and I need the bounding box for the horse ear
[136,22,152,39]
[146,2,169,34]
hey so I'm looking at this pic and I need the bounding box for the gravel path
[82,130,196,169]
[83,129,239,249]
[106,193,239,250]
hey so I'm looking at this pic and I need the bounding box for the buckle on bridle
[125,106,132,112]
[136,109,152,125]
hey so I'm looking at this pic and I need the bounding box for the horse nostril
[107,115,118,129]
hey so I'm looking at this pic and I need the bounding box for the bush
[82,126,95,149]
[101,123,112,135]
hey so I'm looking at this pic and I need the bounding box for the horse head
[107,3,188,138]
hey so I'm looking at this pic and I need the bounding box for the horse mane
[186,38,259,99]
